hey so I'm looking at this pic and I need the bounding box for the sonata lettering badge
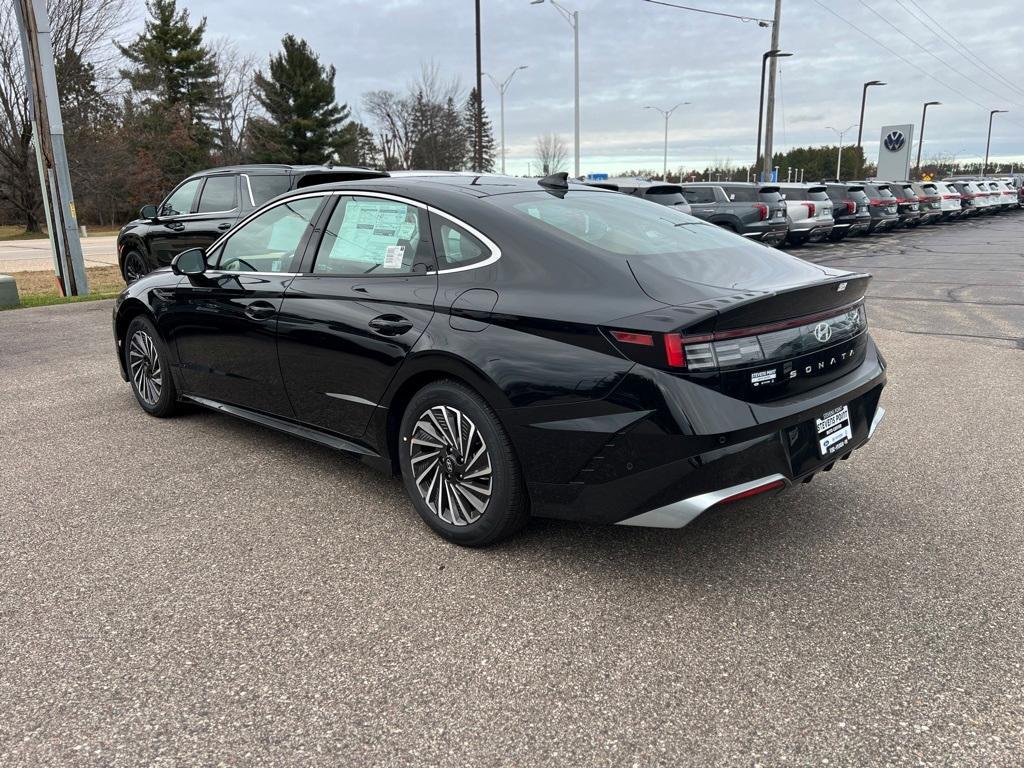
[816,404,852,456]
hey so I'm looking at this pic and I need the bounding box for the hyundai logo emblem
[814,322,833,343]
[884,130,906,152]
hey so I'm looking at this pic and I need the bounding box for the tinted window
[758,188,783,204]
[248,175,292,206]
[849,189,870,203]
[197,175,237,213]
[434,218,491,269]
[161,178,201,216]
[719,186,755,202]
[216,196,322,272]
[680,187,716,204]
[807,189,830,202]
[313,196,427,276]
[644,190,689,207]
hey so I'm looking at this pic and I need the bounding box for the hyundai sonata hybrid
[112,172,887,546]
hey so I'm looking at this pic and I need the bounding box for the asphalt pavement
[0,212,1022,766]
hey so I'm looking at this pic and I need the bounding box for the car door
[179,173,243,250]
[167,194,328,416]
[147,177,203,266]
[276,193,438,439]
[679,186,717,221]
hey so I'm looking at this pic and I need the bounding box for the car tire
[124,316,178,418]
[399,380,528,547]
[122,250,149,283]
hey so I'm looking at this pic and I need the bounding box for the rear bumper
[741,221,789,244]
[517,336,887,526]
[616,405,887,528]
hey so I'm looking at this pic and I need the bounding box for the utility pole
[761,0,782,182]
[13,0,88,295]
[644,102,689,181]
[531,0,580,178]
[983,109,1007,178]
[474,0,483,172]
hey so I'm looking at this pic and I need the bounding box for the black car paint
[113,176,886,526]
[824,184,872,240]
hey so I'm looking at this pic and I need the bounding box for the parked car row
[581,176,1020,250]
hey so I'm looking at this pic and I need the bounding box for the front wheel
[124,316,178,417]
[399,381,528,546]
[122,250,149,283]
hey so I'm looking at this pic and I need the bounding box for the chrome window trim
[202,270,300,278]
[425,206,502,274]
[241,174,256,207]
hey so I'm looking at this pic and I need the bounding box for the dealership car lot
[1,213,1022,764]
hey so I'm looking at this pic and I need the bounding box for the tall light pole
[531,0,580,178]
[756,50,791,179]
[484,66,528,175]
[983,109,1008,177]
[856,80,886,149]
[826,124,858,180]
[914,101,941,179]
[643,102,690,181]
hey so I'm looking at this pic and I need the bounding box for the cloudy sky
[152,0,1024,174]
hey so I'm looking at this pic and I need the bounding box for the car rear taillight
[845,201,857,214]
[753,203,768,221]
[802,202,816,216]
[942,194,959,200]
[608,304,867,372]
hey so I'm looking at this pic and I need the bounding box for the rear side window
[722,186,757,202]
[807,189,830,202]
[680,187,716,204]
[248,175,292,206]
[758,188,783,203]
[197,175,237,213]
[313,196,429,276]
[432,216,492,270]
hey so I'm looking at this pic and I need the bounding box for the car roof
[582,177,680,191]
[186,164,387,179]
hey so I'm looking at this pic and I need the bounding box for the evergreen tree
[117,0,218,129]
[463,88,495,172]
[335,122,382,168]
[409,93,465,171]
[247,35,351,164]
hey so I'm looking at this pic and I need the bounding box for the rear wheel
[399,381,528,546]
[124,316,177,417]
[122,250,149,283]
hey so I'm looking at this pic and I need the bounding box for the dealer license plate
[816,404,852,457]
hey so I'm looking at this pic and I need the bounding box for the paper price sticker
[383,245,406,269]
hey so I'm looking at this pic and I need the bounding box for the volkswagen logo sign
[814,322,833,343]
[884,130,906,152]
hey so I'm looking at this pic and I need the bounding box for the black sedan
[112,172,887,546]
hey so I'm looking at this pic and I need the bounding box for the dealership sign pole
[13,0,88,296]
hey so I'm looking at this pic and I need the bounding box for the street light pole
[983,109,1007,177]
[914,101,941,179]
[856,80,886,149]
[484,66,528,175]
[756,50,791,180]
[644,103,690,181]
[826,124,858,180]
[532,0,580,178]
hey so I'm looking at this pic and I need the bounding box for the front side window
[313,196,429,276]
[197,175,237,213]
[680,187,716,204]
[161,178,201,217]
[215,196,323,273]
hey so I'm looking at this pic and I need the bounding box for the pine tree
[463,88,495,172]
[247,35,351,164]
[117,0,218,129]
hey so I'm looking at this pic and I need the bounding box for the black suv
[886,181,922,228]
[117,164,386,282]
[582,178,692,214]
[852,181,900,233]
[824,182,872,240]
[678,182,788,245]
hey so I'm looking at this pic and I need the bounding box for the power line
[901,0,1024,100]
[855,0,1023,111]
[641,0,772,25]
[809,0,1024,133]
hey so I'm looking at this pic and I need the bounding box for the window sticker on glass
[383,245,405,269]
[332,200,411,263]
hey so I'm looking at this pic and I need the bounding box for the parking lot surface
[1,214,1022,766]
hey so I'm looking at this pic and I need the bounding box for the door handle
[164,222,184,231]
[245,301,277,321]
[217,222,232,231]
[368,314,413,336]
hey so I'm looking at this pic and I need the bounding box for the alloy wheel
[128,329,162,405]
[409,405,493,526]
[124,253,146,283]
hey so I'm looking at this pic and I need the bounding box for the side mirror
[171,248,207,276]
[140,204,159,220]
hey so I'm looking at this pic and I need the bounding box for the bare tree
[210,38,256,164]
[535,132,568,175]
